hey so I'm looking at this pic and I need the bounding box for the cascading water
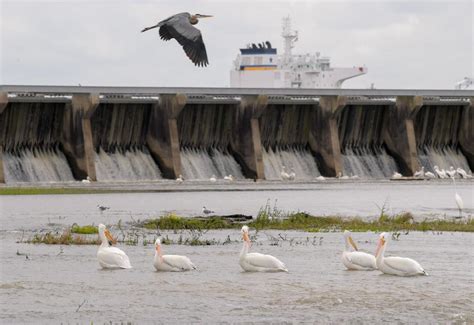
[259,104,321,179]
[342,148,399,178]
[180,147,244,179]
[262,147,321,180]
[0,102,75,183]
[3,147,74,182]
[415,105,471,173]
[178,104,244,179]
[91,103,162,181]
[338,105,399,178]
[94,147,162,181]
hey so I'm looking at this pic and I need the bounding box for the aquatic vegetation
[140,212,474,233]
[0,187,115,195]
[143,213,231,230]
[71,224,98,234]
[26,230,100,245]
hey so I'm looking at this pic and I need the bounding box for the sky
[1,0,472,89]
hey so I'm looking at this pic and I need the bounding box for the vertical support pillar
[146,94,186,179]
[233,95,267,179]
[62,93,99,180]
[310,96,346,177]
[384,96,423,176]
[0,92,8,183]
[459,97,474,168]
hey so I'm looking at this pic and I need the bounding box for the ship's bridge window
[254,57,263,65]
[242,57,251,66]
[269,58,273,63]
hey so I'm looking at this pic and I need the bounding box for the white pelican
[82,176,92,183]
[209,175,217,182]
[375,232,427,276]
[452,177,464,218]
[456,167,471,179]
[446,166,457,178]
[425,171,436,178]
[224,174,234,181]
[288,168,296,180]
[413,166,425,178]
[280,166,290,180]
[153,238,197,272]
[350,174,360,179]
[392,172,402,179]
[316,175,326,181]
[97,224,132,269]
[434,166,447,179]
[341,230,376,270]
[176,174,184,183]
[202,206,214,215]
[239,225,288,272]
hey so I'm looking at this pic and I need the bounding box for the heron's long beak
[348,236,358,251]
[141,24,159,33]
[104,229,117,245]
[375,237,385,257]
[197,14,213,18]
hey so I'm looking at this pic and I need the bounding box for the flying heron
[141,12,213,67]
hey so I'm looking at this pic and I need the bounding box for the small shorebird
[202,206,214,215]
[97,205,110,213]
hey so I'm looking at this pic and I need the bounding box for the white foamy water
[418,146,471,173]
[94,147,162,181]
[180,147,244,180]
[3,148,75,183]
[342,147,399,178]
[262,147,321,180]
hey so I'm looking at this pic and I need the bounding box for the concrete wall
[0,89,472,182]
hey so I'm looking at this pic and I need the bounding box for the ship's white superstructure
[230,17,367,88]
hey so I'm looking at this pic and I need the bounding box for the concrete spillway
[415,104,471,173]
[338,105,399,178]
[90,103,162,181]
[0,102,75,182]
[177,103,244,179]
[259,104,321,179]
[0,86,472,183]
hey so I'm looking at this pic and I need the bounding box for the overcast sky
[1,0,472,89]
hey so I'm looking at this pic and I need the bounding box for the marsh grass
[71,224,98,234]
[143,213,231,230]
[26,230,100,245]
[0,187,114,195]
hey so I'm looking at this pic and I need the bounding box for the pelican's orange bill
[104,229,117,245]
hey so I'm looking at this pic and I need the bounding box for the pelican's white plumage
[153,238,196,272]
[97,224,132,269]
[239,225,288,272]
[341,230,376,270]
[375,232,427,276]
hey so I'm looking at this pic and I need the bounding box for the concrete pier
[311,96,346,177]
[147,94,186,179]
[62,94,100,180]
[0,85,472,183]
[234,95,267,179]
[385,96,423,176]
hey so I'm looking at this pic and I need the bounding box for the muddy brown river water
[0,182,473,323]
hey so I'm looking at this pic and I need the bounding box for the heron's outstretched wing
[158,13,209,67]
